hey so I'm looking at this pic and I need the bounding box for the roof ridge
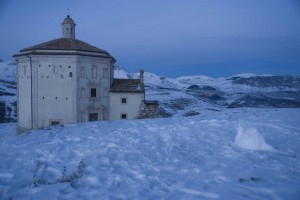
[20,38,109,55]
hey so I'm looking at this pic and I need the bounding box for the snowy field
[0,108,300,199]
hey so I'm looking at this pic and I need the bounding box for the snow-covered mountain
[114,65,133,79]
[1,61,300,122]
[0,61,17,123]
[116,65,300,117]
[137,72,300,117]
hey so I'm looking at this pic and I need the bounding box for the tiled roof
[110,79,144,93]
[20,38,108,54]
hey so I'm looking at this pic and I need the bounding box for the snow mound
[235,121,274,151]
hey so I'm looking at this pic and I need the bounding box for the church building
[14,15,145,132]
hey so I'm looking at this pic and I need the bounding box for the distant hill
[138,72,300,117]
[0,61,16,123]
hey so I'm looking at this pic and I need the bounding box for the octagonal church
[14,15,149,132]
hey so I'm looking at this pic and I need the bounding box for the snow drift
[235,121,275,151]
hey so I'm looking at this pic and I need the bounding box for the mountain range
[1,61,300,123]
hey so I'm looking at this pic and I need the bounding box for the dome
[62,15,75,24]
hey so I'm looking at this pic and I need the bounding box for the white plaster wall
[35,55,77,128]
[77,56,112,122]
[109,92,144,120]
[17,58,32,130]
[16,51,114,130]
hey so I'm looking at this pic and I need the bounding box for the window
[53,66,57,73]
[103,68,108,78]
[121,114,127,119]
[23,65,26,75]
[91,88,96,97]
[92,65,97,78]
[89,113,98,121]
[80,67,85,78]
[121,98,127,104]
[80,88,85,98]
[81,113,85,122]
[50,121,60,126]
[103,88,108,97]
[69,72,73,77]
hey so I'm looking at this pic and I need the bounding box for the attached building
[110,74,145,120]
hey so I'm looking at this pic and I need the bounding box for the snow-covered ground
[1,108,300,199]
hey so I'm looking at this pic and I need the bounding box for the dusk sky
[1,0,300,77]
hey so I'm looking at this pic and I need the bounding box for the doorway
[89,113,98,121]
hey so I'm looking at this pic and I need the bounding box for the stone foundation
[138,100,159,119]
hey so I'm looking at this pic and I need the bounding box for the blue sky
[0,0,300,77]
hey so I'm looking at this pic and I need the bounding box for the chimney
[140,69,145,100]
[140,69,144,85]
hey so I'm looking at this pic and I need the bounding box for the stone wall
[137,100,159,119]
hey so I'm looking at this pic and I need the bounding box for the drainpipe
[26,54,33,129]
